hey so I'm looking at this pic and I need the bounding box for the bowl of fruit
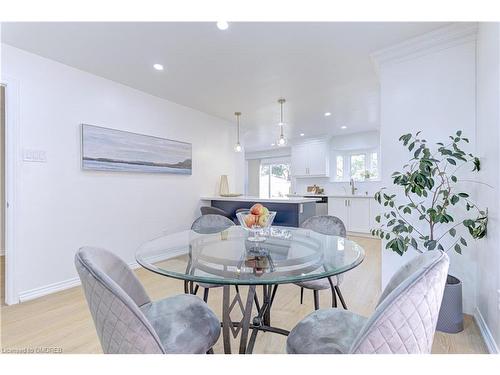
[236,204,276,242]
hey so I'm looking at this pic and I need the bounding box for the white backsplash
[292,177,383,197]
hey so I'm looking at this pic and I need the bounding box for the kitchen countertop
[287,194,374,199]
[201,195,321,204]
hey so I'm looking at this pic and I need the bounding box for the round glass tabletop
[136,226,365,285]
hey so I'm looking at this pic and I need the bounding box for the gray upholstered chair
[189,214,235,302]
[200,206,231,218]
[75,247,221,354]
[296,215,348,310]
[286,250,449,354]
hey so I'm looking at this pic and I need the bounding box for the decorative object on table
[219,175,230,195]
[234,111,242,152]
[276,98,287,146]
[219,193,243,197]
[371,130,489,333]
[81,124,192,174]
[236,204,276,242]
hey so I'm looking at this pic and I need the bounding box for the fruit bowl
[236,206,276,242]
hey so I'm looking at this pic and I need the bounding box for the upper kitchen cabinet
[291,139,330,177]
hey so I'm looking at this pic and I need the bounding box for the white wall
[375,26,477,313]
[475,22,500,350]
[246,159,260,196]
[0,85,4,255]
[1,44,244,301]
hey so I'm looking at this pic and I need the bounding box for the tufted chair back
[75,247,165,354]
[191,214,235,234]
[301,215,347,237]
[349,250,449,354]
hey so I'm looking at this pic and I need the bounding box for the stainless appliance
[304,195,328,216]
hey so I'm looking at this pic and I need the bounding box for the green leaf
[411,238,418,250]
[449,228,456,237]
[451,175,457,183]
[427,240,437,250]
[460,237,467,246]
[458,193,469,198]
[454,244,462,254]
[456,130,462,136]
[451,195,459,205]
[447,158,457,165]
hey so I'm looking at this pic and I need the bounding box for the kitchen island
[200,196,320,227]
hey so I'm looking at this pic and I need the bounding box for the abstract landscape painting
[81,124,192,174]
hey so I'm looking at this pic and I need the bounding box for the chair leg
[331,286,337,308]
[193,284,200,295]
[203,288,209,303]
[335,286,348,309]
[327,277,337,308]
[313,290,320,310]
[300,287,304,304]
[206,348,214,354]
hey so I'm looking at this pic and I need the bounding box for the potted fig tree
[372,130,488,333]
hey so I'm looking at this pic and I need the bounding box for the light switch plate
[23,149,47,162]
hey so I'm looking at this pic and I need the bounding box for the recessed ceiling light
[216,21,229,30]
[271,143,275,146]
[153,64,164,71]
[324,112,331,117]
[341,125,347,129]
[300,133,305,137]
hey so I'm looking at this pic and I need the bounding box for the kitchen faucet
[349,178,357,195]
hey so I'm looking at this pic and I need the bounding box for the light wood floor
[0,237,488,354]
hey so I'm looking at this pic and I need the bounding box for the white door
[328,198,349,229]
[348,198,371,233]
[307,141,329,176]
[291,143,308,176]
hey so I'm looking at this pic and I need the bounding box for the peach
[257,214,268,227]
[244,214,258,227]
[250,203,264,216]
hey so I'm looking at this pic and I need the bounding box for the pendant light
[234,111,242,152]
[277,98,287,146]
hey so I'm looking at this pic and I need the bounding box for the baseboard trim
[18,248,187,303]
[474,307,499,354]
[18,277,81,303]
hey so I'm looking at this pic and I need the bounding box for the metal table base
[222,284,289,354]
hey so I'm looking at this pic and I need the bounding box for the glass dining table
[136,225,365,354]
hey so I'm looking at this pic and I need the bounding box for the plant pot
[436,275,464,333]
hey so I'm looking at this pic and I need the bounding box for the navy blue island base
[207,199,317,228]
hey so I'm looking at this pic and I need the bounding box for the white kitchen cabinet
[348,198,371,233]
[328,197,349,227]
[328,196,373,234]
[291,140,330,177]
[369,197,380,230]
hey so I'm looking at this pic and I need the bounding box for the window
[260,162,291,198]
[350,154,366,181]
[333,149,379,182]
[368,152,379,180]
[336,155,344,180]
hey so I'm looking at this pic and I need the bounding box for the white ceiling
[1,22,448,151]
